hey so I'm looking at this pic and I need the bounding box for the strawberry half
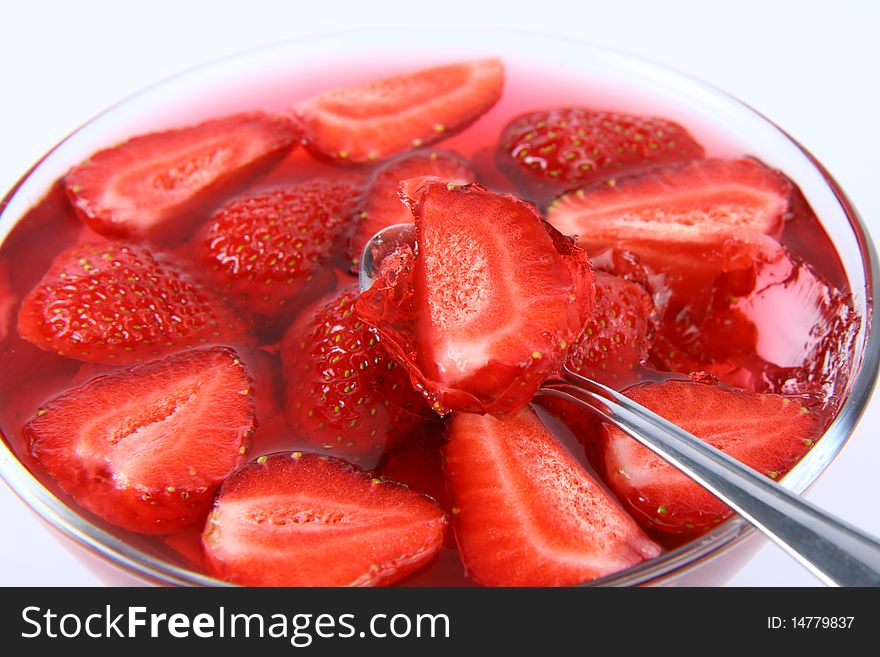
[196,179,359,329]
[296,58,504,164]
[202,452,447,586]
[444,406,661,586]
[547,158,791,251]
[65,113,300,240]
[280,285,432,466]
[18,242,250,364]
[497,107,705,203]
[357,180,594,417]
[601,378,820,535]
[25,347,256,535]
[347,150,474,266]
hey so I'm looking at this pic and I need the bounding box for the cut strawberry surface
[497,107,705,203]
[357,180,594,417]
[601,379,820,535]
[547,158,791,249]
[280,285,432,467]
[65,113,300,240]
[17,242,250,364]
[296,58,504,164]
[196,179,359,329]
[348,150,474,266]
[547,157,791,261]
[444,407,661,586]
[25,347,256,535]
[202,452,447,586]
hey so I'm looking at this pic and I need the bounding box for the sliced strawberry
[357,181,594,417]
[65,113,300,240]
[601,378,820,535]
[196,179,359,329]
[280,285,432,467]
[444,406,661,586]
[497,107,705,202]
[347,150,474,266]
[547,158,791,250]
[202,452,447,586]
[17,242,250,364]
[296,59,503,164]
[25,347,256,535]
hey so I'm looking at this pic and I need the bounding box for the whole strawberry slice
[357,180,594,417]
[18,242,250,364]
[444,406,661,586]
[202,452,447,586]
[25,347,256,535]
[547,158,791,252]
[497,107,705,202]
[601,379,820,535]
[296,58,504,164]
[65,113,300,240]
[196,179,359,329]
[347,150,474,266]
[280,285,432,467]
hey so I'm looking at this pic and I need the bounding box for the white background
[1,0,878,586]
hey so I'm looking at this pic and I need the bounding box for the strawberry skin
[348,150,474,266]
[566,270,656,386]
[280,285,432,466]
[297,58,504,163]
[357,180,594,417]
[17,242,249,364]
[25,347,256,535]
[196,179,359,328]
[601,378,820,535]
[65,113,300,240]
[202,452,447,586]
[537,270,656,460]
[497,107,704,202]
[444,406,661,586]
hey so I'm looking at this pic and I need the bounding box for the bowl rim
[0,27,877,587]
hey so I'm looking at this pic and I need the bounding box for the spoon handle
[538,371,880,586]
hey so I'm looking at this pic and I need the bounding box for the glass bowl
[0,29,876,587]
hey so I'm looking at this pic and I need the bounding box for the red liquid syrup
[0,60,857,585]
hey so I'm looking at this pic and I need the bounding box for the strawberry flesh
[348,150,474,266]
[497,107,705,202]
[202,452,447,586]
[280,285,432,467]
[25,347,256,534]
[17,242,250,364]
[357,180,594,416]
[297,59,504,163]
[444,406,661,586]
[65,113,300,240]
[196,179,359,329]
[547,158,791,249]
[601,378,820,535]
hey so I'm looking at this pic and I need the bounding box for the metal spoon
[359,223,880,586]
